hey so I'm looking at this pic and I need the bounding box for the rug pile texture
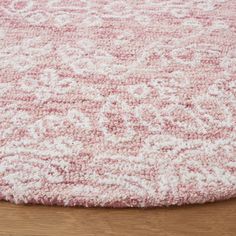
[0,0,236,207]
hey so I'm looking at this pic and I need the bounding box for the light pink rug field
[0,0,236,207]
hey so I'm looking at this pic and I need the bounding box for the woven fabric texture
[0,0,236,207]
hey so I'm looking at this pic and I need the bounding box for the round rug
[0,0,236,207]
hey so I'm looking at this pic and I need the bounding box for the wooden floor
[0,199,236,236]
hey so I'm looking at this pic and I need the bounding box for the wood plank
[0,199,235,236]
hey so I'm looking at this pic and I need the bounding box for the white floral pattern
[0,0,235,207]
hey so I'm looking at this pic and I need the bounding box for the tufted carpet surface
[0,0,236,207]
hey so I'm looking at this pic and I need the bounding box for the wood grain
[0,199,236,236]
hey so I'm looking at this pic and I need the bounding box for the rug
[0,0,235,207]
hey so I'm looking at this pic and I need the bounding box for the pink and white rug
[0,0,236,207]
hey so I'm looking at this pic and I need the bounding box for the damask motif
[20,69,77,101]
[135,104,164,132]
[102,1,133,18]
[53,11,72,27]
[67,109,91,130]
[0,105,32,139]
[57,39,134,80]
[0,0,235,207]
[24,11,48,25]
[0,36,51,72]
[3,0,35,15]
[221,48,236,78]
[98,95,135,143]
